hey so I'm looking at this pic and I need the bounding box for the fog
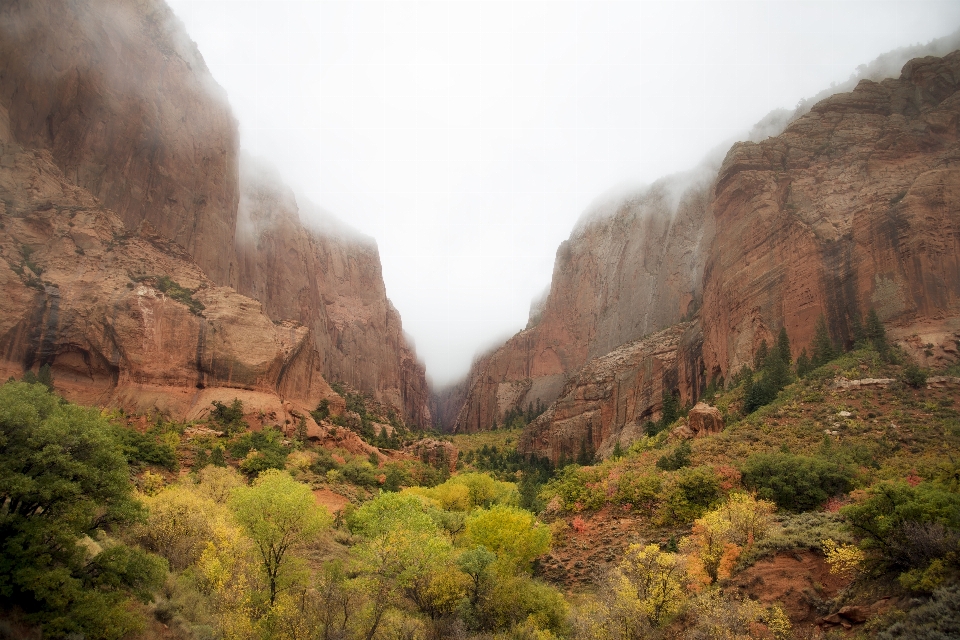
[166,0,960,386]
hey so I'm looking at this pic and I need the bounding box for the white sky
[166,0,960,386]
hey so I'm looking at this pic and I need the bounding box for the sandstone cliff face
[0,110,338,427]
[517,323,701,463]
[702,52,960,379]
[0,0,239,286]
[235,158,431,427]
[446,167,715,433]
[0,0,431,426]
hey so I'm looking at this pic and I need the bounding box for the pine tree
[850,313,866,348]
[775,327,792,365]
[865,309,889,360]
[811,315,836,367]
[796,348,812,378]
[612,440,624,460]
[754,339,769,370]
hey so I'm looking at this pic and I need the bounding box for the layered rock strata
[517,323,702,463]
[447,167,715,433]
[0,112,339,426]
[702,51,960,378]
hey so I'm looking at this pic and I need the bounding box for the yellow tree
[611,543,687,631]
[682,492,775,585]
[464,505,551,574]
[230,469,330,605]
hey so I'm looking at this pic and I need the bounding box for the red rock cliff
[702,51,960,379]
[446,166,715,433]
[0,0,431,426]
[0,105,339,427]
[0,0,240,285]
[235,157,431,426]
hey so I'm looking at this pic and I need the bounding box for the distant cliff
[442,165,715,434]
[446,46,960,461]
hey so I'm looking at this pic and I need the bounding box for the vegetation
[4,306,960,638]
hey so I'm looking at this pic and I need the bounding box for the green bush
[842,481,960,575]
[113,426,179,471]
[155,276,205,315]
[875,584,960,640]
[656,440,692,471]
[210,398,245,434]
[741,452,855,512]
[903,363,929,389]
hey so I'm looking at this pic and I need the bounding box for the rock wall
[0,0,431,426]
[517,323,703,463]
[445,166,715,433]
[702,52,960,379]
[0,113,338,427]
[235,157,431,426]
[0,0,240,286]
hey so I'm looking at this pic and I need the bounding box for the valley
[1,1,960,639]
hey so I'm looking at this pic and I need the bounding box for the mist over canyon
[6,2,960,638]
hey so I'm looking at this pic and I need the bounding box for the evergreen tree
[795,348,812,378]
[753,339,769,370]
[850,313,866,348]
[811,315,836,367]
[660,388,679,429]
[577,438,593,465]
[865,308,890,360]
[775,327,792,365]
[36,363,54,391]
[611,440,624,460]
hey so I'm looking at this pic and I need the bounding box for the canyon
[2,0,959,466]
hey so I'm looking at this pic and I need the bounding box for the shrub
[902,363,929,389]
[875,584,960,640]
[842,481,960,576]
[741,452,855,512]
[656,440,691,471]
[210,398,245,434]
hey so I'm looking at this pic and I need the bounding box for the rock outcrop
[517,323,702,463]
[493,48,960,461]
[702,51,960,378]
[235,157,431,426]
[0,0,240,285]
[0,0,431,426]
[447,166,715,433]
[672,402,725,440]
[0,111,339,424]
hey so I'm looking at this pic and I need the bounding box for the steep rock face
[235,158,431,427]
[0,114,338,425]
[517,323,702,463]
[0,0,239,285]
[702,52,960,378]
[0,0,431,426]
[447,168,715,433]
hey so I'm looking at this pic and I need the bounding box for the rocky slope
[702,51,960,379]
[235,157,431,427]
[0,0,430,426]
[517,322,703,463]
[0,106,339,427]
[0,0,239,285]
[444,166,715,433]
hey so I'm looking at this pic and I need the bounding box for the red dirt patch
[313,488,350,515]
[727,550,849,627]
